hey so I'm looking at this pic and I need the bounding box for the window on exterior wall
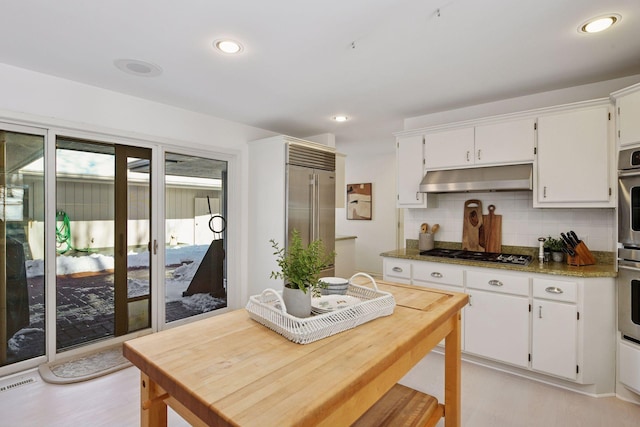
[164,152,228,323]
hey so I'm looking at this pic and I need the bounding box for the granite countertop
[381,243,617,278]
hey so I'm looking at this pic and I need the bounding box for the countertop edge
[381,249,617,278]
[336,235,357,241]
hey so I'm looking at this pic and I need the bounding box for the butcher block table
[123,280,468,427]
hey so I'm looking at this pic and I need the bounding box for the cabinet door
[536,106,610,206]
[397,135,426,207]
[424,127,474,169]
[618,89,640,147]
[532,299,577,380]
[464,289,529,367]
[474,118,535,165]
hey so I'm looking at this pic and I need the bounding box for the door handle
[488,280,503,287]
[431,272,443,278]
[539,305,543,319]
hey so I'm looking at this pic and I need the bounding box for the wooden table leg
[444,310,462,427]
[140,373,168,427]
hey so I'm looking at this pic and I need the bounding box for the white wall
[0,63,277,306]
[405,74,640,129]
[335,145,397,275]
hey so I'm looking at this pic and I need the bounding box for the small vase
[551,251,564,262]
[282,286,312,318]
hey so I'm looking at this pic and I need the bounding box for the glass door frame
[45,129,162,362]
[154,145,238,331]
[0,121,49,377]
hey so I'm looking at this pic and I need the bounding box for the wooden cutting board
[483,204,502,253]
[462,199,484,251]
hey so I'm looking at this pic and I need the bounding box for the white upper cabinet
[424,127,474,169]
[424,119,535,170]
[396,134,428,208]
[612,83,640,147]
[474,118,535,165]
[535,104,613,207]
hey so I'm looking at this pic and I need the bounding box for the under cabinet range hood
[419,164,533,193]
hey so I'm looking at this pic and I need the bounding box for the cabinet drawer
[413,262,463,287]
[466,270,528,296]
[383,259,411,281]
[532,278,577,303]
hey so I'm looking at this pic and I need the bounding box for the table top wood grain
[124,281,468,427]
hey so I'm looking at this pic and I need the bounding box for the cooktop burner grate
[419,248,532,266]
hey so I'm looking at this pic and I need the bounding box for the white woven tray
[245,273,396,344]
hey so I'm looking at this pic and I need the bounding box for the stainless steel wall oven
[618,147,640,344]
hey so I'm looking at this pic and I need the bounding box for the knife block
[566,242,596,266]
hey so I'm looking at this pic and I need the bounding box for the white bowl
[319,277,349,295]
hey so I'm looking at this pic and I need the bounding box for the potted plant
[270,229,335,317]
[544,236,565,262]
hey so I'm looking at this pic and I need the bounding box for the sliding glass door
[55,138,152,351]
[0,125,46,371]
[1,122,234,373]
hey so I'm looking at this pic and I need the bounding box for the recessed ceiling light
[579,14,620,34]
[114,59,162,77]
[333,115,348,122]
[214,39,244,54]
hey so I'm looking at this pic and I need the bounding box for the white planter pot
[282,286,312,318]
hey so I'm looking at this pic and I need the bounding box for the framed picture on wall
[346,183,372,220]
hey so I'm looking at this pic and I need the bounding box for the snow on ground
[25,244,209,278]
[23,243,223,312]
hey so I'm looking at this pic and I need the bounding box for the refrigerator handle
[313,173,320,240]
[309,172,316,241]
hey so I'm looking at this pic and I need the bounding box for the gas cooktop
[419,248,533,266]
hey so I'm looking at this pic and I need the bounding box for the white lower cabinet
[531,278,578,380]
[465,270,529,368]
[382,256,616,392]
[532,299,577,379]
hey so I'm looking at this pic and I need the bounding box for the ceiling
[1,0,640,148]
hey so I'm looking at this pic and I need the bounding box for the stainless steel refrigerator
[286,144,336,276]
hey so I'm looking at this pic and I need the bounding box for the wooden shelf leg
[444,311,462,427]
[140,373,167,427]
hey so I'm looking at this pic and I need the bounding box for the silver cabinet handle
[545,286,563,294]
[539,305,543,319]
[488,280,503,287]
[477,149,481,160]
[431,272,443,278]
[466,150,470,162]
[468,294,473,306]
[392,267,403,272]
[415,192,420,200]
[543,186,547,198]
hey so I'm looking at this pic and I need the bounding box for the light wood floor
[1,353,639,426]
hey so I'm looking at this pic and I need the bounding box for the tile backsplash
[404,192,615,252]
